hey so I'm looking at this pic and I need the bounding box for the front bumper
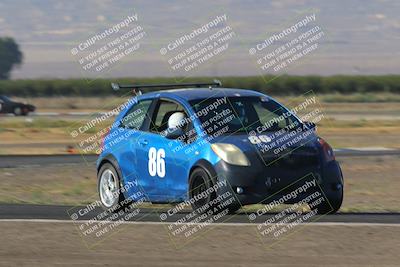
[214,156,343,206]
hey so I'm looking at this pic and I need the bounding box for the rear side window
[120,99,152,130]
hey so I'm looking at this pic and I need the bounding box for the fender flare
[190,159,218,184]
[97,154,125,190]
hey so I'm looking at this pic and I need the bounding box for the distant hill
[0,0,399,78]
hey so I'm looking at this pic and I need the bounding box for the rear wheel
[97,163,126,212]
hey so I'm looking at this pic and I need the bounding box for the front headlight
[211,143,250,166]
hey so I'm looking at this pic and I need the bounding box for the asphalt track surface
[1,148,400,168]
[1,150,399,224]
[0,204,398,224]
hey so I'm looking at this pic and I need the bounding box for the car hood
[26,104,36,110]
[208,129,319,155]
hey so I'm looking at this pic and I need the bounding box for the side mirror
[303,121,316,131]
[165,128,184,139]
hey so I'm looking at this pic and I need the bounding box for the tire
[225,203,241,214]
[314,188,343,214]
[188,168,240,214]
[97,162,127,212]
[13,107,22,116]
[189,168,215,211]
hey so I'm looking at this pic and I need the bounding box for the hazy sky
[0,0,399,79]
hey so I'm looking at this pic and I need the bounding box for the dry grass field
[1,156,399,212]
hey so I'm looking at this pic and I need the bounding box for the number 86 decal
[148,147,165,178]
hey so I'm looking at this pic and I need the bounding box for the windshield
[0,96,11,102]
[189,96,301,134]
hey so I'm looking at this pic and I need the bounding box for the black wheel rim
[191,174,208,208]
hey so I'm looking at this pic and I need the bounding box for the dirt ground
[0,221,399,266]
[338,156,400,212]
[0,156,399,212]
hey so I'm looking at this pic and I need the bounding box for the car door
[113,98,154,200]
[136,98,195,202]
[0,96,11,113]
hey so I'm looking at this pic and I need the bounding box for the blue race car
[97,82,343,214]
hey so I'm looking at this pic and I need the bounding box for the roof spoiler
[111,80,222,94]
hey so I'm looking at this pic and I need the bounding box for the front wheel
[13,107,22,116]
[188,168,240,214]
[314,189,343,214]
[188,168,215,211]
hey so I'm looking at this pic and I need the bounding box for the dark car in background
[0,95,36,116]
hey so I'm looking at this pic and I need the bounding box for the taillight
[318,137,335,162]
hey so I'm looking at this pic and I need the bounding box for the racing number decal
[156,149,166,178]
[148,147,166,178]
[248,135,272,144]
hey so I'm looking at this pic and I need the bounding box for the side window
[120,100,152,130]
[150,99,196,142]
[150,100,185,133]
